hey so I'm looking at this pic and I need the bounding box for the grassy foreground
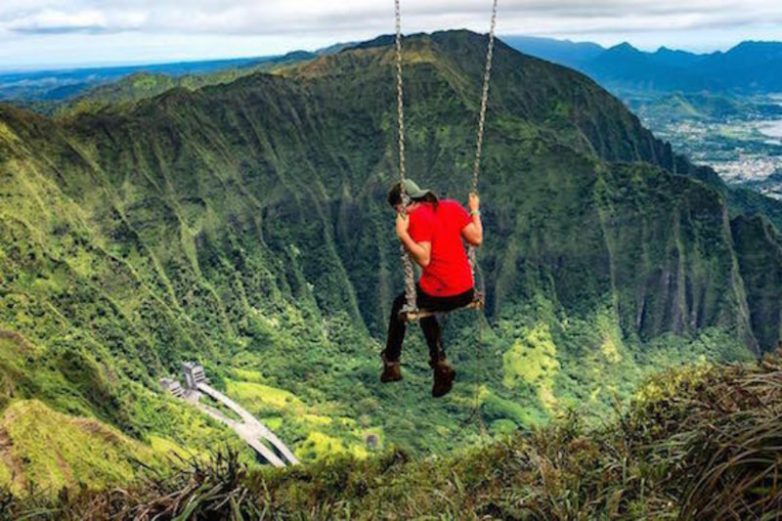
[3,351,780,520]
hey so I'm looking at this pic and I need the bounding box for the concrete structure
[160,378,185,398]
[196,382,299,467]
[171,362,298,468]
[182,362,207,390]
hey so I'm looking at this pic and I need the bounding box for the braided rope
[461,308,488,431]
[394,0,407,186]
[394,0,418,313]
[464,0,498,427]
[467,0,498,297]
[471,0,498,194]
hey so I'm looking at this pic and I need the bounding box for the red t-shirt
[408,199,474,297]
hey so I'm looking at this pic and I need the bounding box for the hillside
[624,92,782,123]
[54,51,318,118]
[0,55,288,104]
[7,353,782,519]
[1,29,781,494]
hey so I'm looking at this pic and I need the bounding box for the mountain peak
[348,29,495,53]
[732,40,782,49]
[352,33,396,51]
[608,42,640,54]
[654,46,689,55]
[293,29,512,81]
[727,40,782,56]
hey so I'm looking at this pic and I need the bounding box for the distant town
[639,95,782,199]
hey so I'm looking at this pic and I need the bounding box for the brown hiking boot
[430,357,456,398]
[380,351,402,383]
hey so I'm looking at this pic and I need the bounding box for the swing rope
[467,0,498,306]
[463,0,497,431]
[472,0,498,196]
[393,0,419,315]
[394,0,498,317]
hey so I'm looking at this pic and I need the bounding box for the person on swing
[381,179,483,397]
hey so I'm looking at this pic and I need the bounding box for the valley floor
[634,92,782,199]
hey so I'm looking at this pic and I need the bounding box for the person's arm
[396,213,432,268]
[461,192,483,247]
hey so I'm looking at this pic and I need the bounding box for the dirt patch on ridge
[0,425,27,491]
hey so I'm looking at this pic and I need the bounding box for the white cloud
[0,1,780,68]
[9,8,147,33]
[3,0,781,36]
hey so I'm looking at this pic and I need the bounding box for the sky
[1,0,781,71]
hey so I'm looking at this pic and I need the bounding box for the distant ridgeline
[503,36,782,93]
[0,51,318,116]
[2,30,782,494]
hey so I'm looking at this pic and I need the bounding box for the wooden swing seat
[400,293,485,322]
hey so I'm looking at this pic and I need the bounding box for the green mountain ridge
[626,91,782,123]
[0,52,319,108]
[0,29,780,494]
[52,51,319,118]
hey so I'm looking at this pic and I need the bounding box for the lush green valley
[1,30,780,498]
[6,351,781,519]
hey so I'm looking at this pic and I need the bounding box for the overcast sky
[2,0,781,70]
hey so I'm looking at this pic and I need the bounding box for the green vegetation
[6,353,781,520]
[55,52,316,119]
[0,330,249,495]
[0,399,154,495]
[0,30,781,496]
[626,91,782,123]
[620,90,782,204]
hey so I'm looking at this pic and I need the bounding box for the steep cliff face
[0,30,778,492]
[731,215,782,353]
[55,32,757,342]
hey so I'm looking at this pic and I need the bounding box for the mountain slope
[586,43,711,92]
[731,216,782,354]
[47,30,746,343]
[500,35,605,67]
[0,30,779,493]
[0,55,292,104]
[55,51,319,118]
